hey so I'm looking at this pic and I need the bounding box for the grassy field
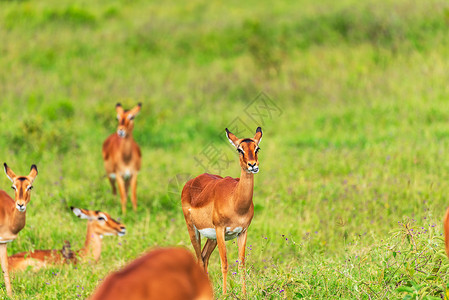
[1,0,449,298]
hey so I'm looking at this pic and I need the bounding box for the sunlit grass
[0,0,449,298]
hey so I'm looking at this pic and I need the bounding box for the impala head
[71,207,126,237]
[4,163,38,212]
[226,127,262,174]
[115,102,142,138]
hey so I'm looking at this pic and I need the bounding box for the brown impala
[8,207,126,271]
[444,207,449,258]
[102,103,142,213]
[181,127,262,294]
[0,163,38,296]
[89,247,214,300]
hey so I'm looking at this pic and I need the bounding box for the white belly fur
[198,227,243,241]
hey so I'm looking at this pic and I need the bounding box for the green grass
[1,0,449,298]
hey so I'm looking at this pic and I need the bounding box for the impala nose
[16,203,26,212]
[117,129,126,138]
[118,226,126,236]
[247,162,259,173]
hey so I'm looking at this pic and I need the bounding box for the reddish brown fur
[8,249,74,272]
[444,207,449,258]
[102,103,142,213]
[181,127,262,295]
[0,163,38,296]
[8,208,125,272]
[89,248,213,300]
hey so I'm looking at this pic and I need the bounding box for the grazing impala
[89,247,214,300]
[181,127,263,294]
[8,207,126,271]
[0,163,38,296]
[102,103,142,213]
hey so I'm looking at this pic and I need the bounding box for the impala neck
[9,207,26,235]
[79,223,102,261]
[120,132,134,155]
[235,169,254,213]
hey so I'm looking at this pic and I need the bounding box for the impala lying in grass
[8,207,126,271]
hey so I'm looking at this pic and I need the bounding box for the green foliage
[0,0,449,298]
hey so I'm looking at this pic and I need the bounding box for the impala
[102,103,142,213]
[444,207,449,258]
[181,127,262,294]
[8,207,126,271]
[0,163,38,296]
[89,247,214,300]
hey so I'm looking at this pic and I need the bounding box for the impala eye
[98,217,105,221]
[11,186,16,190]
[255,147,260,154]
[27,186,33,191]
[237,148,244,155]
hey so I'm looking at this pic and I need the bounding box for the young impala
[89,247,214,300]
[102,103,142,213]
[8,207,126,271]
[0,163,38,296]
[181,127,263,294]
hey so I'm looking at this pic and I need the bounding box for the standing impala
[102,103,142,213]
[8,207,126,271]
[0,163,38,296]
[181,127,262,294]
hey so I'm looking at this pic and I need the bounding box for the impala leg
[237,230,248,295]
[182,208,203,266]
[0,243,12,296]
[124,179,130,196]
[130,174,138,211]
[108,177,117,195]
[115,174,127,213]
[216,226,228,294]
[201,239,217,273]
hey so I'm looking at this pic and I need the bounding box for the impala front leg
[115,174,127,213]
[0,243,12,296]
[216,226,228,294]
[238,230,248,295]
[130,174,138,211]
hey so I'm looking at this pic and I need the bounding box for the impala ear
[225,128,239,148]
[127,103,142,120]
[253,127,262,145]
[71,207,90,220]
[115,103,124,118]
[4,163,16,183]
[28,164,38,183]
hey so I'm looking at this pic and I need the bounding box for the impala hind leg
[201,239,217,273]
[237,230,248,295]
[182,208,203,266]
[130,174,138,211]
[115,174,127,213]
[108,176,117,195]
[0,243,12,296]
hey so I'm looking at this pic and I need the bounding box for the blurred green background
[1,0,449,298]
